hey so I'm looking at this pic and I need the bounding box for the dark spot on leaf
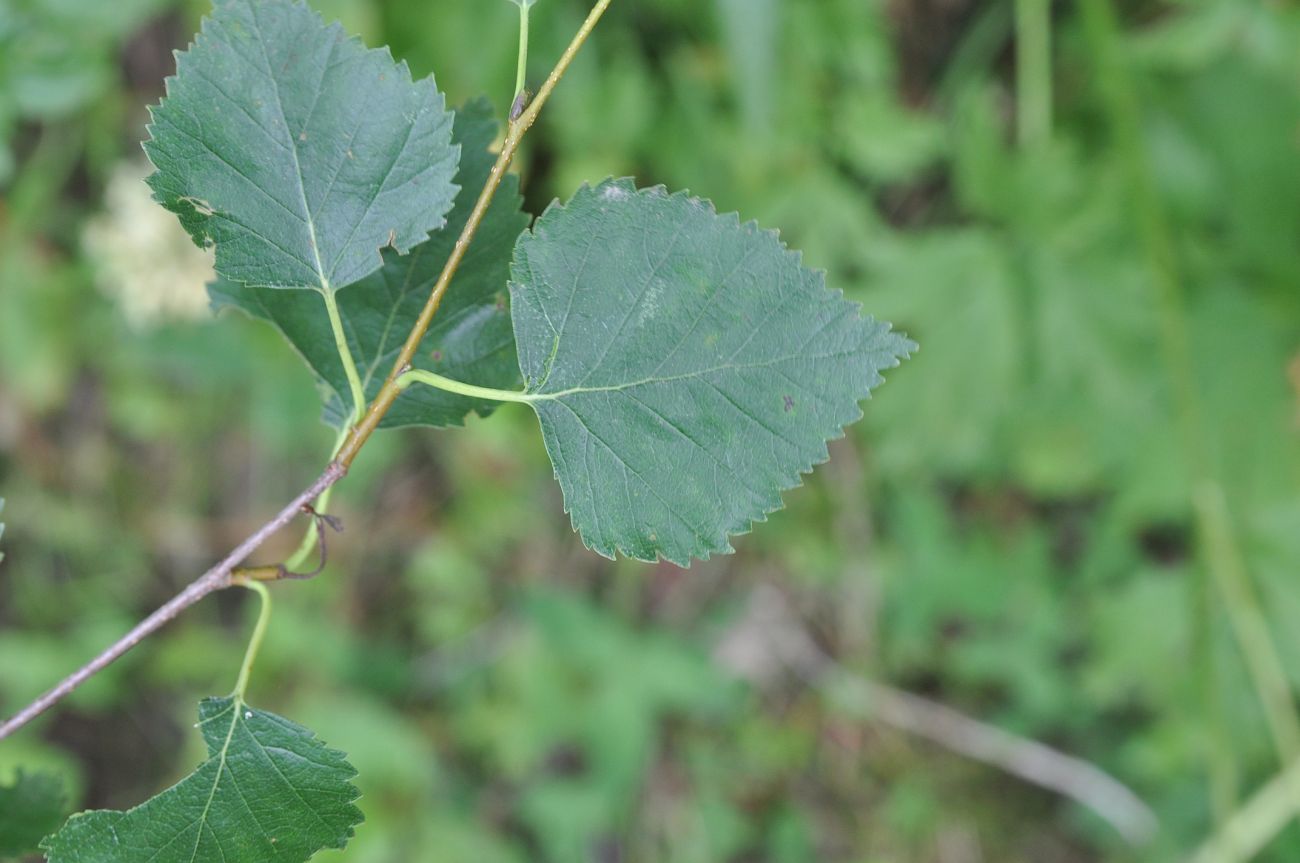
[783,395,794,412]
[431,350,442,362]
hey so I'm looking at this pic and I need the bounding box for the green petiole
[512,0,532,119]
[397,368,535,404]
[232,580,272,700]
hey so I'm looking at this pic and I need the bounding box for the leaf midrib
[528,348,865,401]
[186,699,243,863]
[247,3,330,292]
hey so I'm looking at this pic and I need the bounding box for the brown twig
[0,463,344,740]
[336,0,614,469]
[0,0,616,742]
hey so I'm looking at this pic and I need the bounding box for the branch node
[510,89,533,122]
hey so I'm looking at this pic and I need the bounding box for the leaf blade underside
[145,0,459,292]
[41,697,362,863]
[211,98,529,427]
[511,178,914,566]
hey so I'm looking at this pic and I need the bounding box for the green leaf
[41,697,362,863]
[0,770,65,859]
[144,0,459,292]
[509,179,913,565]
[212,98,528,427]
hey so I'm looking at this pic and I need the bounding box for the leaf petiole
[321,288,366,427]
[232,580,272,700]
[397,368,535,404]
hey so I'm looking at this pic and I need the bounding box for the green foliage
[0,770,65,859]
[511,179,911,563]
[0,0,171,183]
[6,0,1300,861]
[16,0,912,856]
[144,0,458,292]
[213,98,528,428]
[42,697,361,863]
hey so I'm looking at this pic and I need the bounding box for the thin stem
[1014,0,1052,147]
[0,0,617,741]
[746,584,1158,845]
[0,463,344,741]
[321,288,365,426]
[1190,756,1300,863]
[830,673,1157,844]
[936,2,1013,106]
[397,369,534,404]
[336,0,615,470]
[232,580,272,700]
[1195,483,1300,763]
[514,2,531,106]
[1079,0,1300,821]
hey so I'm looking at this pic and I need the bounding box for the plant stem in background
[232,580,272,700]
[830,673,1157,844]
[1190,756,1300,863]
[1014,0,1052,147]
[1079,0,1300,832]
[936,2,1013,106]
[0,0,616,743]
[735,587,1158,845]
[1195,484,1300,761]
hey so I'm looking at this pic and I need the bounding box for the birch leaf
[211,98,527,427]
[145,0,459,292]
[41,697,362,863]
[510,179,914,566]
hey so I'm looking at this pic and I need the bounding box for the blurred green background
[2,0,1299,860]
